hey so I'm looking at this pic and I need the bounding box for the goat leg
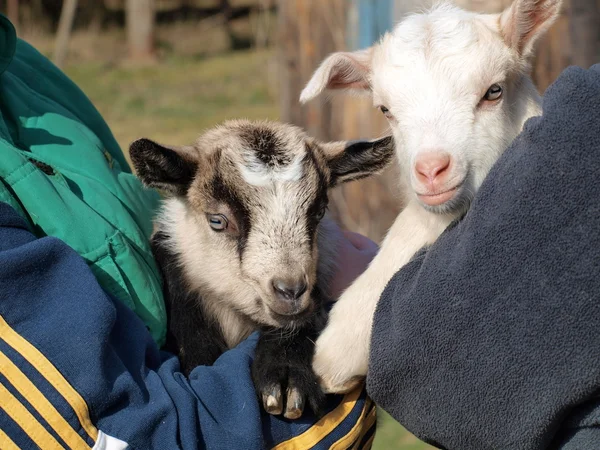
[252,322,327,419]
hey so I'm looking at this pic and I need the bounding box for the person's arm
[0,201,374,450]
[367,64,600,450]
[0,201,263,449]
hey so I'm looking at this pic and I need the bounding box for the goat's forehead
[214,147,322,209]
[372,9,512,101]
[204,122,313,184]
[213,168,322,229]
[192,121,326,217]
[236,123,307,163]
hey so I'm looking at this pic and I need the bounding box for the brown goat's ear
[129,138,198,195]
[320,136,394,187]
[300,48,373,103]
[499,0,562,58]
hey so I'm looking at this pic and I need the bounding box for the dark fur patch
[209,173,252,258]
[130,139,197,195]
[328,136,394,186]
[303,150,329,247]
[252,286,328,416]
[238,124,292,168]
[151,231,229,373]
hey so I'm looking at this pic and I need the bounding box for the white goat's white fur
[300,0,561,393]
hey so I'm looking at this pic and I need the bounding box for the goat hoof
[254,366,326,418]
[284,387,304,419]
[262,385,283,415]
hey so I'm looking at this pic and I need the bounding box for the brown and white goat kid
[129,120,394,418]
[300,0,562,393]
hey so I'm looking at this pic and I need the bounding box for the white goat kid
[300,0,562,393]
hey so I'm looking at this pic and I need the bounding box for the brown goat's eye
[207,214,228,231]
[315,205,327,221]
[484,84,503,101]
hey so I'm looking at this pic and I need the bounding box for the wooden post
[54,0,79,68]
[126,0,156,62]
[7,0,19,32]
[277,0,401,241]
[568,0,600,68]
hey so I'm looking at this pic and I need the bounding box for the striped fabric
[0,317,97,449]
[0,199,377,450]
[270,387,377,450]
[0,310,376,449]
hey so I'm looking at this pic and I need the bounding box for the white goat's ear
[499,0,562,58]
[320,136,394,186]
[130,138,198,195]
[300,48,373,103]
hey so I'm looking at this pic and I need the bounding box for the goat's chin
[417,183,472,216]
[263,303,316,329]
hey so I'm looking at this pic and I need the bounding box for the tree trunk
[126,0,156,62]
[54,0,79,68]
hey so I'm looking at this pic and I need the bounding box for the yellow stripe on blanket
[0,383,63,450]
[330,397,373,450]
[272,386,364,450]
[361,433,375,450]
[0,350,91,449]
[351,403,377,450]
[0,315,98,442]
[0,429,21,450]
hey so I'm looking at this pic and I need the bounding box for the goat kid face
[130,120,393,328]
[301,0,561,214]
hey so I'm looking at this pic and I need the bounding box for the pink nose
[415,152,451,184]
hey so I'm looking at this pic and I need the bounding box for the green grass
[57,40,433,450]
[373,410,433,450]
[64,49,279,154]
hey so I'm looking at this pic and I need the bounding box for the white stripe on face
[239,154,304,187]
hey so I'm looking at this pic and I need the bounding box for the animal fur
[300,0,562,393]
[129,120,394,418]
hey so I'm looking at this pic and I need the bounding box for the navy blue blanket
[368,64,600,449]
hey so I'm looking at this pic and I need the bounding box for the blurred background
[4,0,598,448]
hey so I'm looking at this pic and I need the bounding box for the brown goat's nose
[415,152,451,184]
[272,278,308,302]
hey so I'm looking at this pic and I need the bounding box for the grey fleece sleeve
[367,64,600,450]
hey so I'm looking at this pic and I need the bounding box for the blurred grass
[29,27,435,449]
[64,50,279,155]
[374,410,433,450]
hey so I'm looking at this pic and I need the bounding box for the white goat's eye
[207,214,228,231]
[484,84,503,101]
[379,106,390,115]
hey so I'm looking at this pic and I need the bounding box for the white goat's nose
[415,152,451,184]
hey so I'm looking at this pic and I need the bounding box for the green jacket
[0,15,166,345]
